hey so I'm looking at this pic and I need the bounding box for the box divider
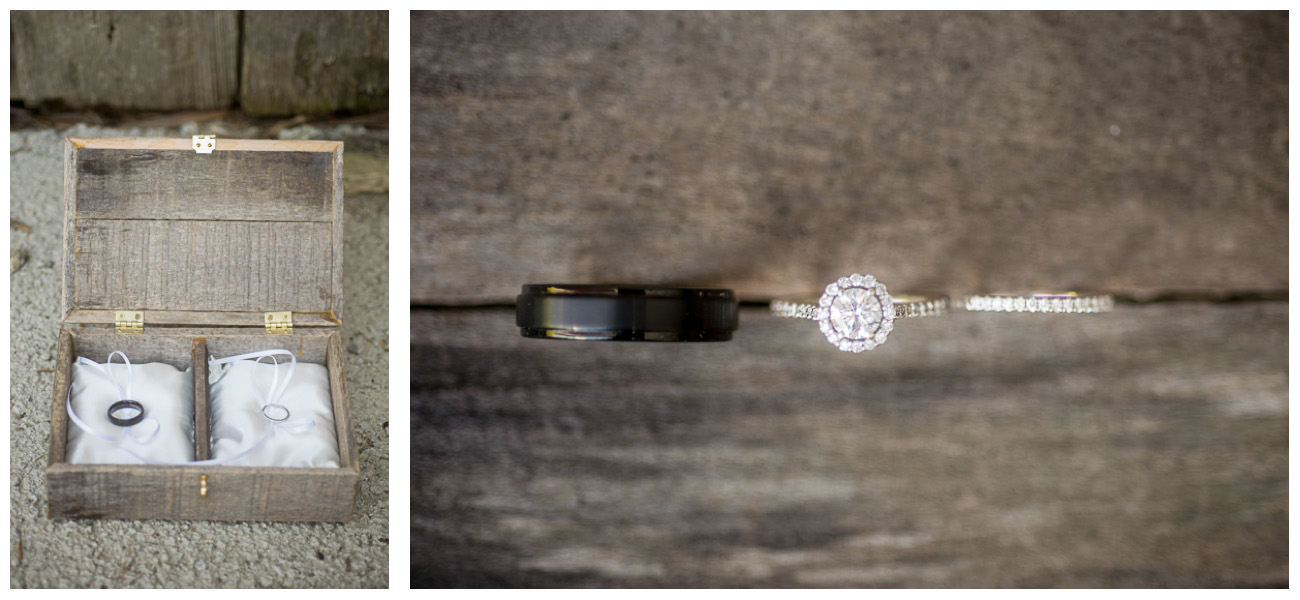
[192,337,210,461]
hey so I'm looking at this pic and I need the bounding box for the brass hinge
[192,135,216,154]
[115,310,144,334]
[265,311,293,335]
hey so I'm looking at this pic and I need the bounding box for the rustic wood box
[46,137,359,522]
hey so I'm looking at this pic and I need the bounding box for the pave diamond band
[771,273,947,353]
[769,300,821,320]
[891,295,951,319]
[964,292,1113,314]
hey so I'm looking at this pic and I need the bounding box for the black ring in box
[106,399,145,427]
[516,284,739,341]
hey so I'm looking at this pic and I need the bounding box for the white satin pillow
[208,360,340,468]
[66,361,195,465]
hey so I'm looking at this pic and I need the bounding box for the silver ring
[964,292,1113,314]
[771,273,948,353]
[261,403,291,422]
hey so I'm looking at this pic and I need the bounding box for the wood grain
[66,327,199,369]
[46,330,76,473]
[202,330,332,363]
[331,144,346,325]
[327,331,361,475]
[69,219,333,313]
[192,338,210,461]
[47,464,356,522]
[410,303,1287,587]
[64,310,340,328]
[11,11,239,111]
[73,148,334,222]
[240,11,389,116]
[62,139,343,324]
[410,10,1288,588]
[410,11,1288,305]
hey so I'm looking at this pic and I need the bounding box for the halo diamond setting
[815,273,895,352]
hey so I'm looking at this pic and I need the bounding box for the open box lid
[61,138,343,329]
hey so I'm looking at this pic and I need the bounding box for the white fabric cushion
[66,361,195,465]
[208,360,340,467]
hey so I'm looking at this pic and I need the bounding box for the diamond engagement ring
[964,292,1113,314]
[771,273,948,352]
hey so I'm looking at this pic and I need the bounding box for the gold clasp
[200,474,208,498]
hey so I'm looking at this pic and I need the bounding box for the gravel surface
[9,125,390,588]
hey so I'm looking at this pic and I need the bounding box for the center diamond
[829,287,883,338]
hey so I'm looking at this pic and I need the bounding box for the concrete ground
[9,123,389,588]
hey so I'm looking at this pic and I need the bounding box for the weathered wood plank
[66,328,199,369]
[240,11,389,116]
[411,302,1287,587]
[61,138,78,321]
[201,330,332,363]
[328,332,361,473]
[192,339,210,461]
[331,144,346,326]
[63,328,337,366]
[64,310,340,328]
[47,464,356,522]
[46,330,76,481]
[73,148,335,222]
[69,219,334,314]
[73,138,343,152]
[411,11,1288,304]
[62,138,343,325]
[11,11,239,111]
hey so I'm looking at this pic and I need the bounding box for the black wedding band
[516,284,739,341]
[107,400,145,427]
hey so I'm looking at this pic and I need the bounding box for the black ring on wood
[516,284,739,341]
[107,400,145,427]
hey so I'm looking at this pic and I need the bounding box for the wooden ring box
[46,137,359,522]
